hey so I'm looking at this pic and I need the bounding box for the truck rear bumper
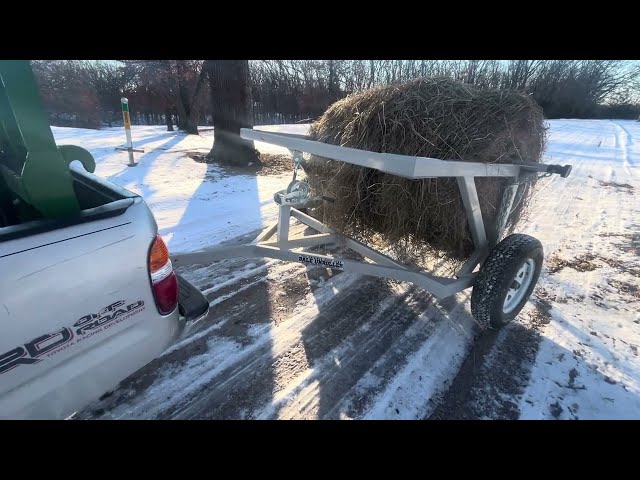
[176,273,210,339]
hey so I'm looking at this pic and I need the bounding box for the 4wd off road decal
[0,300,145,375]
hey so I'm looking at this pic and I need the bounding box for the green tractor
[0,60,96,226]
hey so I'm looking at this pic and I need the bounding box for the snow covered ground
[517,120,640,419]
[54,120,640,420]
[52,124,305,253]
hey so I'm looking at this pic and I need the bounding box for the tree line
[32,59,640,132]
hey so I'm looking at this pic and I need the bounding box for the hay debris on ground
[303,77,547,264]
[187,151,293,176]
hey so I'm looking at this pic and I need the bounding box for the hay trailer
[172,129,571,329]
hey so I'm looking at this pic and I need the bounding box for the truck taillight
[149,234,178,315]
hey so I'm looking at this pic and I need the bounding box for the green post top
[121,97,129,112]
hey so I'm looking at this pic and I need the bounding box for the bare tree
[32,61,102,129]
[32,59,640,129]
[205,60,260,166]
[122,60,206,133]
[82,61,132,127]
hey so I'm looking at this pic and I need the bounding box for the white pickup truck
[0,60,209,419]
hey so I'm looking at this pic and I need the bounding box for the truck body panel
[0,166,185,419]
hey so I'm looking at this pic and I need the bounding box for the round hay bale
[304,77,547,263]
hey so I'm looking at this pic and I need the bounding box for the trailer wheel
[471,234,543,330]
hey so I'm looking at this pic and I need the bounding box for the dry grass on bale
[303,77,547,266]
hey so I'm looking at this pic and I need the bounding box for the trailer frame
[171,128,571,301]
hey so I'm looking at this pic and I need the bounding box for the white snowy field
[53,119,640,420]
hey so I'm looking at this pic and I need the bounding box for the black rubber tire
[471,234,544,330]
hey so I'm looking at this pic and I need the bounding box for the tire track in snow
[612,121,635,176]
[76,253,352,419]
[428,304,550,420]
[259,286,474,420]
[172,276,390,419]
[362,300,475,420]
[325,296,471,420]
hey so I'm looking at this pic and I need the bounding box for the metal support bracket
[457,176,488,251]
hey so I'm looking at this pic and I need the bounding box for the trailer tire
[471,234,543,330]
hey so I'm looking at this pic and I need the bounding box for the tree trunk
[165,106,174,131]
[171,60,205,135]
[176,90,198,134]
[183,62,208,133]
[174,63,194,133]
[174,97,188,131]
[328,60,339,103]
[368,60,376,88]
[204,60,260,166]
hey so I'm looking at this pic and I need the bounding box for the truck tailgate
[0,195,181,418]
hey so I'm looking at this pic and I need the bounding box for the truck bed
[0,165,136,244]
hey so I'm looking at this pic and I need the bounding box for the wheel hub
[503,258,536,314]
